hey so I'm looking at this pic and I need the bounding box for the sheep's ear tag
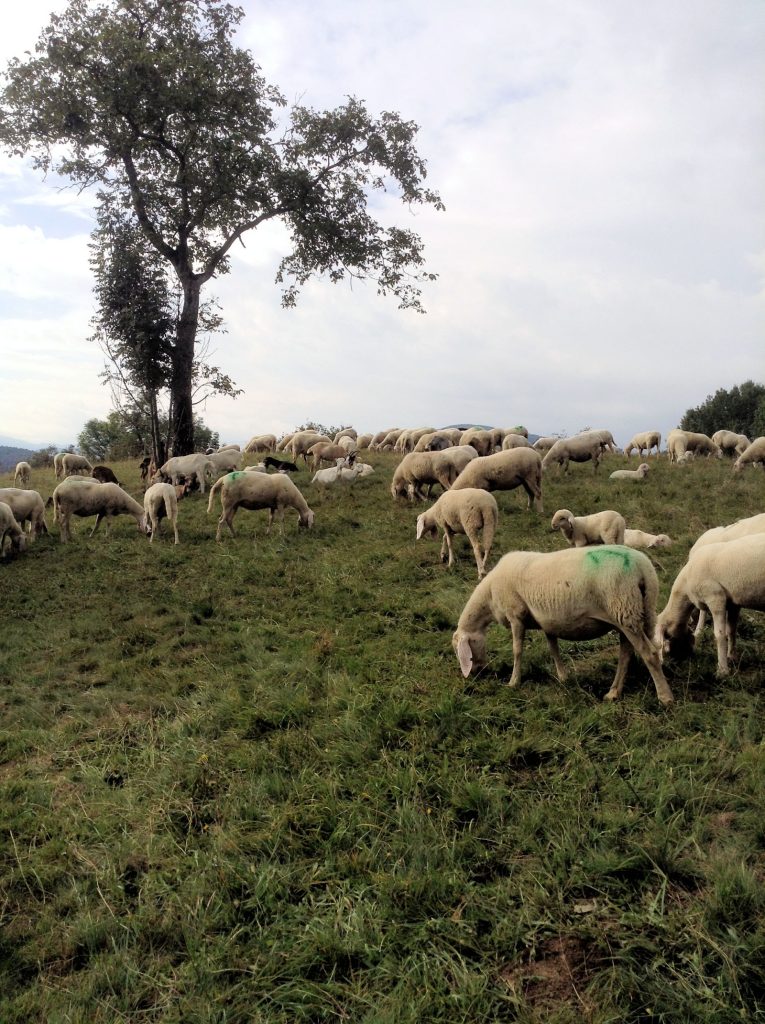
[416,515,425,540]
[457,637,473,677]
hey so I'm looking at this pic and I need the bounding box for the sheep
[501,433,531,450]
[356,433,373,449]
[578,429,617,453]
[13,462,31,487]
[52,478,148,543]
[207,444,241,454]
[244,463,267,473]
[452,545,673,705]
[62,453,94,477]
[0,488,48,540]
[458,428,495,456]
[244,434,277,453]
[336,435,358,453]
[263,455,299,473]
[395,427,436,454]
[624,431,661,457]
[711,430,750,457]
[505,426,529,439]
[138,456,155,486]
[311,462,366,490]
[666,429,722,463]
[541,434,605,473]
[207,448,243,474]
[207,471,315,540]
[92,464,121,485]
[288,431,330,463]
[390,446,479,501]
[333,428,357,442]
[551,508,626,547]
[276,431,296,451]
[53,452,66,480]
[450,448,544,513]
[532,436,558,453]
[416,488,499,578]
[377,428,405,451]
[309,441,355,470]
[623,529,672,550]
[609,463,650,482]
[656,534,765,676]
[733,436,765,472]
[0,501,27,555]
[157,454,217,493]
[143,482,181,544]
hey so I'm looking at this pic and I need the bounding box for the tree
[78,407,218,461]
[680,381,765,439]
[90,203,240,464]
[1,0,443,454]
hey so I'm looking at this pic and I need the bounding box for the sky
[1,0,763,449]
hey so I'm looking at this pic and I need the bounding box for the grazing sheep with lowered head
[0,488,48,541]
[542,434,605,473]
[144,482,182,544]
[52,478,148,543]
[451,448,544,513]
[62,453,94,477]
[13,462,31,487]
[207,471,315,540]
[391,447,479,501]
[624,432,661,457]
[416,488,499,578]
[453,545,673,704]
[711,430,750,457]
[733,436,765,472]
[551,508,626,547]
[0,501,27,555]
[157,454,217,493]
[666,429,722,463]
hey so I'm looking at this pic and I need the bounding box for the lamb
[62,453,94,477]
[666,429,722,463]
[157,454,217,493]
[263,455,299,473]
[390,446,479,501]
[0,488,48,540]
[541,434,605,473]
[92,464,121,485]
[656,534,765,676]
[311,462,366,489]
[609,463,650,482]
[52,478,148,543]
[624,431,661,457]
[0,501,27,555]
[622,529,672,550]
[450,448,544,513]
[244,434,277,453]
[143,482,181,544]
[207,471,315,540]
[207,448,243,474]
[452,545,673,705]
[13,462,31,487]
[732,436,765,472]
[551,508,626,547]
[416,488,499,578]
[711,430,750,457]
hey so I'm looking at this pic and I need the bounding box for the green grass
[2,452,765,1022]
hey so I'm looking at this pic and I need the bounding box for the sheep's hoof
[603,689,619,702]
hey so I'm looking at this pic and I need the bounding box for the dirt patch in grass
[499,934,599,1016]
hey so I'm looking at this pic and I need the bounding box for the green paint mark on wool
[585,546,636,572]
[229,471,245,480]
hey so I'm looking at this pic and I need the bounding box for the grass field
[2,451,765,1023]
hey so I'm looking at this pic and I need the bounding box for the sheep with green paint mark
[453,545,673,705]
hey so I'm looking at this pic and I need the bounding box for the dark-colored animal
[93,465,121,485]
[139,456,156,486]
[263,456,299,473]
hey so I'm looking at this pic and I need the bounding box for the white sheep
[532,436,559,453]
[622,529,672,550]
[666,429,722,463]
[624,431,661,457]
[609,463,650,482]
[501,433,531,450]
[311,461,366,490]
[52,478,148,543]
[551,508,626,547]
[244,463,267,473]
[207,471,315,540]
[13,462,31,487]
[733,437,765,472]
[0,488,48,541]
[53,452,66,479]
[207,448,243,474]
[711,430,750,457]
[0,501,27,555]
[62,453,94,477]
[244,433,277,453]
[143,482,181,544]
[356,433,373,449]
[541,434,605,473]
[656,534,765,676]
[390,447,479,501]
[416,488,499,578]
[450,448,544,513]
[452,545,673,704]
[158,454,217,493]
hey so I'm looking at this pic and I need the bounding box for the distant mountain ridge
[0,445,36,473]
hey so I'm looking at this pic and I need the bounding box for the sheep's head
[138,514,151,536]
[452,629,487,677]
[550,509,574,536]
[416,513,437,540]
[638,464,650,476]
[300,509,315,529]
[655,618,694,662]
[651,534,672,549]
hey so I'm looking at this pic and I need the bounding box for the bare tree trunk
[170,275,201,455]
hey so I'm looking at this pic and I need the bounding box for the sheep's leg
[545,634,568,682]
[726,605,740,662]
[467,530,485,577]
[149,514,157,543]
[439,531,449,564]
[693,608,707,639]
[216,511,235,542]
[603,633,632,701]
[90,513,104,537]
[172,516,179,545]
[508,620,526,688]
[612,628,674,705]
[708,599,730,676]
[443,528,455,568]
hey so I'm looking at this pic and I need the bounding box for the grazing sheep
[623,529,672,550]
[244,434,277,454]
[452,545,673,704]
[416,488,499,578]
[356,433,373,449]
[624,432,661,457]
[158,454,217,493]
[391,447,479,501]
[458,428,495,456]
[0,488,48,540]
[551,508,626,547]
[62,453,94,477]
[52,478,148,543]
[374,428,404,451]
[92,464,121,485]
[396,427,437,454]
[656,534,765,676]
[501,433,531,450]
[276,431,296,451]
[309,441,356,470]
[532,436,558,453]
[333,428,358,443]
[336,435,358,453]
[733,436,765,472]
[288,431,330,463]
[541,434,605,473]
[144,482,181,544]
[609,463,650,482]
[13,462,31,487]
[0,501,27,555]
[263,455,299,473]
[450,448,544,513]
[666,429,722,463]
[53,452,66,480]
[578,429,617,453]
[207,471,315,540]
[207,448,243,474]
[711,430,750,458]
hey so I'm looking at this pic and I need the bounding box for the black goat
[263,455,299,473]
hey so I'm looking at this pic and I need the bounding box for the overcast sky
[1,0,763,449]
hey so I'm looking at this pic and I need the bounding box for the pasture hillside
[2,451,765,1023]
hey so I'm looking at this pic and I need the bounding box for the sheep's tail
[206,476,225,514]
[52,492,61,524]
